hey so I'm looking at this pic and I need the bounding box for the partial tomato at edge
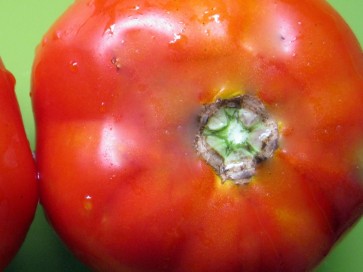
[0,59,38,270]
[32,0,363,271]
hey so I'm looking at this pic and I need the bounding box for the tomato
[0,59,37,270]
[31,0,363,271]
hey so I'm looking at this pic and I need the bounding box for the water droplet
[42,37,49,46]
[109,174,117,181]
[83,195,93,211]
[53,31,62,40]
[99,102,107,113]
[69,61,78,72]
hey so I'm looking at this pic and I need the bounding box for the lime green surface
[0,1,362,271]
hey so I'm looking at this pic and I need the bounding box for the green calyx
[196,95,278,184]
[204,107,261,159]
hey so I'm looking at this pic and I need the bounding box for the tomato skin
[32,0,363,271]
[0,59,38,270]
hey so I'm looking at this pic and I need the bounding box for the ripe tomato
[32,0,363,271]
[0,59,37,270]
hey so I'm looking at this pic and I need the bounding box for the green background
[0,0,362,271]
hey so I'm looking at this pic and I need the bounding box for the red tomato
[32,0,363,271]
[0,59,37,270]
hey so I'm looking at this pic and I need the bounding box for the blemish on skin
[3,147,18,169]
[111,57,122,70]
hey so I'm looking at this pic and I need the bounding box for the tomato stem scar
[195,95,279,184]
